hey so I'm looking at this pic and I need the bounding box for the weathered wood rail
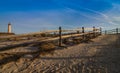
[0,27,102,51]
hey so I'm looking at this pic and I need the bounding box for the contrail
[83,8,118,25]
[53,0,118,25]
[64,6,118,25]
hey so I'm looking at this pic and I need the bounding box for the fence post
[105,30,107,35]
[100,27,102,35]
[82,27,84,33]
[59,26,62,47]
[54,32,56,37]
[116,28,118,34]
[93,26,96,37]
[82,27,85,39]
[77,31,79,34]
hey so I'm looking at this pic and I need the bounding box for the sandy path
[0,35,120,73]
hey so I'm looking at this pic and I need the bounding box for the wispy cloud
[84,8,118,25]
[60,2,118,26]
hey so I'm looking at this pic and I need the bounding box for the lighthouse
[8,22,12,33]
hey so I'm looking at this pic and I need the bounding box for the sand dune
[0,35,120,73]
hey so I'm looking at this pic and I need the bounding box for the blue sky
[0,0,120,33]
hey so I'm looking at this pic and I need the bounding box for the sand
[0,35,120,73]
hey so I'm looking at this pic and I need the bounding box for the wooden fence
[0,26,102,42]
[103,28,120,35]
[58,26,101,46]
[0,26,102,51]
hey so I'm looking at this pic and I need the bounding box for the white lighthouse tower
[8,22,12,33]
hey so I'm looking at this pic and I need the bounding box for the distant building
[8,22,12,33]
[0,22,15,36]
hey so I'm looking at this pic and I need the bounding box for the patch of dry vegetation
[0,54,20,66]
[38,42,56,51]
[0,54,7,60]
